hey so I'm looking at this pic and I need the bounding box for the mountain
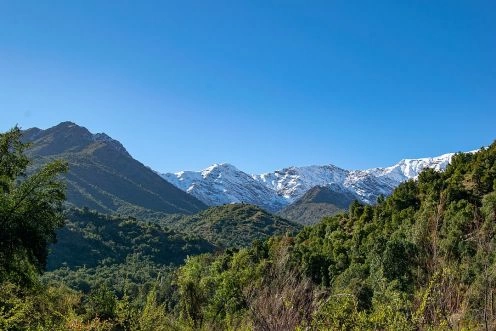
[278,185,356,225]
[23,122,207,218]
[162,163,286,212]
[163,203,302,248]
[163,152,459,212]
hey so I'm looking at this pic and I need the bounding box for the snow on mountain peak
[162,163,286,212]
[161,150,468,212]
[201,163,238,178]
[253,164,349,201]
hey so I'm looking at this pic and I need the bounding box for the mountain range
[21,121,466,225]
[162,152,458,213]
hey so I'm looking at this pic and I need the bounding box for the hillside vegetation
[164,203,301,248]
[48,208,217,271]
[173,142,496,329]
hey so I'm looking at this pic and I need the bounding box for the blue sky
[1,1,495,174]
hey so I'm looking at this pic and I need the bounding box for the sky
[0,1,495,174]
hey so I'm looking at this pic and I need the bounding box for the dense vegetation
[0,126,67,287]
[3,124,496,330]
[42,208,217,303]
[47,208,216,271]
[162,204,301,248]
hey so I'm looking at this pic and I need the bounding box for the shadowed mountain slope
[278,185,356,225]
[23,122,206,218]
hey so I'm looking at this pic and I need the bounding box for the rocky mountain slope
[278,185,356,225]
[23,122,207,218]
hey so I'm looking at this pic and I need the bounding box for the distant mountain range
[163,163,287,212]
[21,121,467,225]
[23,122,206,218]
[162,152,459,213]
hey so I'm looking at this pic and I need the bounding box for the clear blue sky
[1,1,494,174]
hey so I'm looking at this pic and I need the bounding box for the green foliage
[0,279,183,330]
[4,124,496,330]
[0,281,85,330]
[0,126,68,286]
[165,203,301,248]
[85,284,117,320]
[166,141,496,329]
[47,208,217,271]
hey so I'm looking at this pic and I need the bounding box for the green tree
[86,284,117,320]
[0,126,68,286]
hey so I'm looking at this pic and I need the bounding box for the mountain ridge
[163,163,286,212]
[162,151,467,212]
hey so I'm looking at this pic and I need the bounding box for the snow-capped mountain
[162,152,460,211]
[343,153,456,204]
[162,163,286,212]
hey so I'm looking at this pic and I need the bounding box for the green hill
[23,122,207,218]
[166,203,302,248]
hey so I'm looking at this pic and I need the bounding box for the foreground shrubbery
[0,280,181,330]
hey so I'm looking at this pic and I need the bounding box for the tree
[0,126,68,286]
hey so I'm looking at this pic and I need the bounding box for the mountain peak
[56,121,78,127]
[23,122,132,158]
[50,121,93,138]
[23,122,207,216]
[52,121,91,134]
[201,163,238,177]
[162,163,286,212]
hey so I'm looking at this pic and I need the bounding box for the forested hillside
[163,203,301,248]
[48,208,216,271]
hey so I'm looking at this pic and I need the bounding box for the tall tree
[0,126,67,286]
